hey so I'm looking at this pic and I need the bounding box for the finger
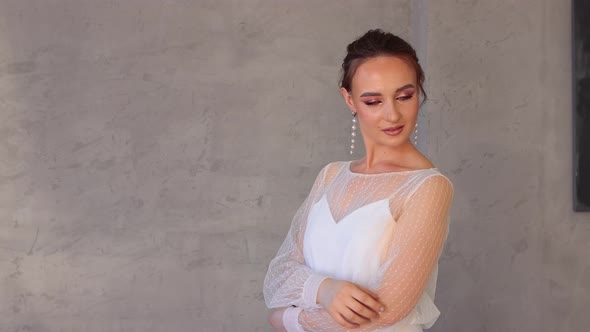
[333,310,360,329]
[341,305,371,325]
[347,297,379,320]
[351,288,385,315]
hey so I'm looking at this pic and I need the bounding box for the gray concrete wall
[426,0,589,331]
[0,1,410,331]
[1,1,588,331]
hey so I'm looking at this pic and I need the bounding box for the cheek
[401,99,420,112]
[357,112,382,129]
[356,107,378,119]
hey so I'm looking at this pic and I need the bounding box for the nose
[384,100,401,123]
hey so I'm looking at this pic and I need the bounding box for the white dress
[263,161,454,332]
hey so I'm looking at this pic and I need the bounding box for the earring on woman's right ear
[413,122,418,146]
[350,111,357,155]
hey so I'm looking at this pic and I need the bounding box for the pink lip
[382,125,404,136]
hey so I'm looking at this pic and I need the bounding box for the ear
[340,87,355,112]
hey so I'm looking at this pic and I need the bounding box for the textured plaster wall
[0,1,410,331]
[1,1,588,332]
[426,1,590,331]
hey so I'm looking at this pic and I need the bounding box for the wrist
[317,277,334,308]
[303,274,329,308]
[282,306,304,332]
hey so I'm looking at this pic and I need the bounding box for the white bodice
[303,185,441,332]
[304,193,394,289]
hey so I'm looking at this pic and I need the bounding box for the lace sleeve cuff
[303,274,328,308]
[282,306,304,332]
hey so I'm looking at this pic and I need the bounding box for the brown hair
[340,29,427,105]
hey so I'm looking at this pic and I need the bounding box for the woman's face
[341,56,420,149]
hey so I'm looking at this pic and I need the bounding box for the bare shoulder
[413,152,436,170]
[390,150,436,172]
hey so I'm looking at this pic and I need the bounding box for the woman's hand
[268,308,288,332]
[317,278,385,329]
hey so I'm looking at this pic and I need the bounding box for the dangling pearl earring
[413,122,418,145]
[350,111,357,155]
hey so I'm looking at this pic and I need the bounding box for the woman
[263,29,454,332]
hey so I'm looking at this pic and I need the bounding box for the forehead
[351,56,417,91]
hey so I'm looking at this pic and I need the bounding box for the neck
[360,139,416,170]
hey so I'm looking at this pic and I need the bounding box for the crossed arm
[265,172,454,332]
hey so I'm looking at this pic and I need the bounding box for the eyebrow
[359,84,416,97]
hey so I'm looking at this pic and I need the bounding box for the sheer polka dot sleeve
[262,164,333,310]
[295,174,454,331]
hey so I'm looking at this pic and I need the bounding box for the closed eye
[364,100,381,106]
[397,94,414,101]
